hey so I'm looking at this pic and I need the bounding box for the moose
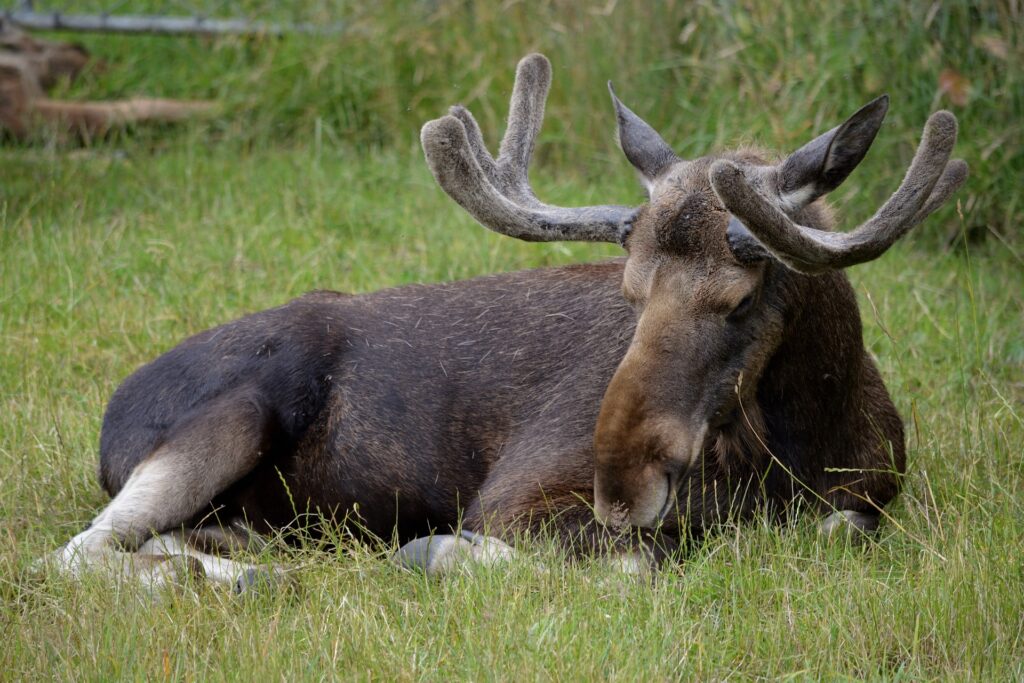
[48,54,966,589]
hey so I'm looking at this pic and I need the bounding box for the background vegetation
[2,0,1021,679]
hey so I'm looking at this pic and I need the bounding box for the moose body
[97,263,635,545]
[98,256,897,546]
[50,53,965,588]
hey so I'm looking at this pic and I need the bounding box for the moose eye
[728,294,755,320]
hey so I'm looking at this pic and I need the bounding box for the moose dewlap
[46,53,966,587]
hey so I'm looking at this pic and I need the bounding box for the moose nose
[593,462,674,529]
[592,416,708,529]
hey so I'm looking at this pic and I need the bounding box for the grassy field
[2,1,1022,679]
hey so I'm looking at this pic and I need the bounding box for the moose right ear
[609,82,679,188]
[778,95,889,210]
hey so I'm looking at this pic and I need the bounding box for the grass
[2,1,1023,679]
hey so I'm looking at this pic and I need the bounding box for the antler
[421,53,635,243]
[709,111,968,274]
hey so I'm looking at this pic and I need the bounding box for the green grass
[2,1,1023,679]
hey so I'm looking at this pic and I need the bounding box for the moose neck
[756,266,869,464]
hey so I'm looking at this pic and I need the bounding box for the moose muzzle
[593,384,709,529]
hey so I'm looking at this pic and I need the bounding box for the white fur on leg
[45,528,201,589]
[43,453,284,592]
[137,532,284,590]
[50,457,197,578]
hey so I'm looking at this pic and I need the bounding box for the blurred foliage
[29,0,1024,245]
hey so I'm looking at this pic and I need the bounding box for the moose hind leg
[52,386,273,585]
[137,528,288,594]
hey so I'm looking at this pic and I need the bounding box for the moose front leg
[392,530,517,577]
[392,499,677,577]
[136,528,290,594]
[816,426,901,539]
[820,509,880,537]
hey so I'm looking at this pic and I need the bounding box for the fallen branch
[1,19,217,140]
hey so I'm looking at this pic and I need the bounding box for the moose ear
[778,95,889,210]
[608,82,679,188]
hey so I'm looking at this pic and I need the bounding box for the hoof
[392,536,445,572]
[821,510,880,538]
[392,531,515,577]
[233,566,286,595]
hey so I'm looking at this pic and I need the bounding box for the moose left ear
[778,95,889,209]
[609,82,679,187]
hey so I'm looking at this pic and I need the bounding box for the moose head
[422,53,967,530]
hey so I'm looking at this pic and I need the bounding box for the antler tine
[710,110,967,274]
[444,53,550,195]
[497,53,551,183]
[448,105,498,183]
[421,53,635,244]
[910,157,969,225]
